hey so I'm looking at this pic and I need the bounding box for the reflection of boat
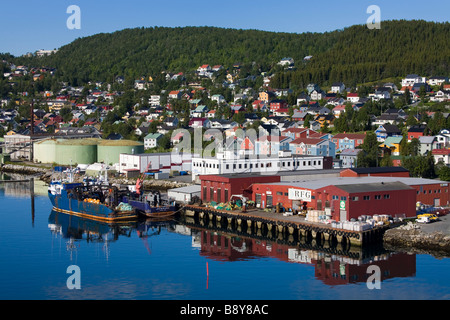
[48,178,138,222]
[48,210,135,242]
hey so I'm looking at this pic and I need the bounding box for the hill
[10,20,450,87]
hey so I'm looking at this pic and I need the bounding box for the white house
[330,82,345,94]
[149,95,161,106]
[427,76,448,86]
[278,57,294,66]
[211,94,226,104]
[144,133,163,150]
[401,74,426,87]
[346,93,360,103]
[371,88,391,101]
[435,129,450,148]
[135,80,147,90]
[310,90,325,101]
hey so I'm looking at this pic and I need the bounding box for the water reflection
[47,209,417,287]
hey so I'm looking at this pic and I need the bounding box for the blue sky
[1,0,449,56]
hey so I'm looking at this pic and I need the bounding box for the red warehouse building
[199,174,281,204]
[251,177,417,221]
[340,167,410,178]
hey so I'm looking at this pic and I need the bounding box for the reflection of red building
[196,228,416,286]
[314,252,416,286]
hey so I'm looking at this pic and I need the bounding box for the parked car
[416,216,430,223]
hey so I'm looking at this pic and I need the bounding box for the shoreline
[0,162,194,191]
[3,162,450,257]
[383,215,450,258]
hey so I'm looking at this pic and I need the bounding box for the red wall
[251,183,417,220]
[413,183,450,206]
[200,175,281,203]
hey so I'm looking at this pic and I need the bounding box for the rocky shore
[383,214,450,257]
[1,163,193,191]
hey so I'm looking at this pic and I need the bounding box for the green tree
[357,131,379,167]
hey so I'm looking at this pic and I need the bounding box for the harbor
[1,171,450,300]
[1,166,450,255]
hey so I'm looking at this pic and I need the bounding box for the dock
[183,205,394,248]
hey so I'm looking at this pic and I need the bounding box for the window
[226,164,229,170]
[375,195,381,200]
[363,195,370,200]
[340,196,347,201]
[276,191,283,196]
[224,189,229,202]
[332,195,339,200]
[351,196,359,201]
[384,194,390,199]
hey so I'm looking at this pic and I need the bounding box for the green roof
[382,136,403,147]
[144,133,163,139]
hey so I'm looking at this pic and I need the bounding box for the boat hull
[127,199,177,218]
[49,190,138,222]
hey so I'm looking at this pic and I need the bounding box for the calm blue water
[1,178,449,300]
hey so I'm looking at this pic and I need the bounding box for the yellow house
[259,91,269,102]
[380,136,403,156]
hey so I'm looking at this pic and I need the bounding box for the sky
[1,0,449,56]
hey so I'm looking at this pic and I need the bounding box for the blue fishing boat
[48,180,138,222]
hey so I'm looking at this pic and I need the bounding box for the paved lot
[417,213,450,235]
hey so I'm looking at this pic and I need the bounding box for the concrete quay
[183,205,391,248]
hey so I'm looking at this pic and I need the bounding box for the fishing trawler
[48,169,138,222]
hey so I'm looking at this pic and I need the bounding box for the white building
[401,74,426,87]
[149,95,161,106]
[167,185,201,204]
[119,152,193,174]
[330,82,345,94]
[191,151,330,182]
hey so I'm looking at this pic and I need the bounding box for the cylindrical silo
[97,139,144,165]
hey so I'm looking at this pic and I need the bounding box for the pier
[183,205,393,248]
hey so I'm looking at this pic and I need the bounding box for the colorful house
[380,136,403,156]
[289,138,336,157]
[331,133,366,152]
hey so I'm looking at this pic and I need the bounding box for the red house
[269,99,287,112]
[407,125,426,142]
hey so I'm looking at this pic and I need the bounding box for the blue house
[375,124,401,142]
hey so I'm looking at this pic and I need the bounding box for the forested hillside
[10,20,450,88]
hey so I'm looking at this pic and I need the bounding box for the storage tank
[33,138,98,165]
[97,139,144,164]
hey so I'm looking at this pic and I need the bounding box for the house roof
[144,133,163,139]
[257,135,290,143]
[408,125,426,133]
[418,136,436,144]
[332,133,366,140]
[432,149,450,155]
[344,166,409,174]
[290,137,324,145]
[381,136,403,147]
[378,123,401,133]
